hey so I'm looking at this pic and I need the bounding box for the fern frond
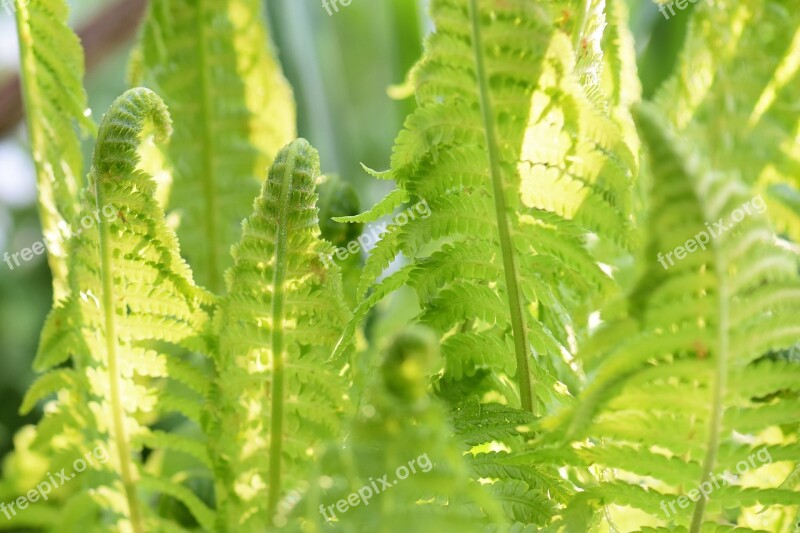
[451,398,577,529]
[340,0,639,421]
[207,139,352,530]
[26,88,214,532]
[333,187,409,224]
[14,0,95,300]
[134,0,296,292]
[549,104,800,531]
[323,5,642,526]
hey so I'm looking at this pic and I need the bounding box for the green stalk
[94,180,145,533]
[690,258,729,531]
[467,0,535,414]
[196,0,221,293]
[266,143,296,523]
[573,0,594,53]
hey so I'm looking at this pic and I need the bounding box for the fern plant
[322,1,646,528]
[534,2,800,529]
[23,87,214,531]
[335,0,637,417]
[546,102,800,532]
[4,0,799,531]
[207,139,352,531]
[14,0,95,300]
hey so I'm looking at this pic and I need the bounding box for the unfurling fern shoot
[208,139,352,531]
[29,88,215,532]
[296,326,506,532]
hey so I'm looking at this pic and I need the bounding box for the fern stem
[467,0,535,414]
[197,0,221,293]
[266,143,297,524]
[690,261,730,531]
[94,178,146,533]
[573,0,593,53]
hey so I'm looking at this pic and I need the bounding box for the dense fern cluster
[4,0,798,531]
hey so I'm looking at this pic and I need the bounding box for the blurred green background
[0,0,686,467]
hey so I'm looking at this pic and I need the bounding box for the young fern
[336,0,636,416]
[325,3,642,528]
[14,0,95,300]
[12,20,96,510]
[23,88,215,532]
[207,139,352,531]
[316,174,364,308]
[548,104,800,531]
[133,0,296,292]
[295,327,505,532]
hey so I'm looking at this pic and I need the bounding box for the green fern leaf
[26,88,214,532]
[133,0,296,292]
[451,399,576,529]
[549,104,800,531]
[207,139,352,530]
[340,0,638,420]
[14,0,95,300]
